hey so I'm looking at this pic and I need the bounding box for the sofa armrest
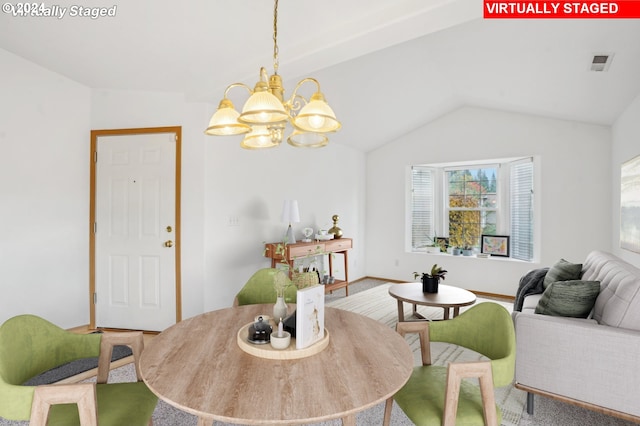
[514,294,543,315]
[515,312,640,417]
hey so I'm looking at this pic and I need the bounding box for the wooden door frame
[89,126,182,329]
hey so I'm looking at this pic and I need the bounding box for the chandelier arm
[223,83,253,98]
[286,78,321,106]
[285,93,307,116]
[260,67,269,83]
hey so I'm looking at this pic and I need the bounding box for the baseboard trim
[470,290,515,302]
[360,276,406,284]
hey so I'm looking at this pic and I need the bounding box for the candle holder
[270,331,291,350]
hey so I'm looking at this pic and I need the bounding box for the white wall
[0,46,365,327]
[0,49,91,329]
[91,89,366,315]
[366,106,612,296]
[90,90,367,317]
[203,136,366,311]
[612,93,640,269]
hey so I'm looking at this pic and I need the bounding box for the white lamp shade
[287,131,328,148]
[205,105,251,136]
[292,98,341,133]
[281,200,300,223]
[240,126,280,149]
[239,91,289,125]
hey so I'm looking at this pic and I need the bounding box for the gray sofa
[513,250,640,422]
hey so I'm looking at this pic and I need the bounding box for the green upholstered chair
[0,314,158,426]
[383,302,516,426]
[233,268,297,306]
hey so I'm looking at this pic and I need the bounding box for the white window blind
[510,158,534,261]
[411,166,434,250]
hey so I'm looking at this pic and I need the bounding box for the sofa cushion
[543,258,583,288]
[535,280,600,318]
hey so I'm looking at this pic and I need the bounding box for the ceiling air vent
[590,53,614,72]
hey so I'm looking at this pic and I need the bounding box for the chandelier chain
[273,0,279,74]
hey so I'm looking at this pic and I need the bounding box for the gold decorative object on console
[328,214,343,239]
[204,0,341,149]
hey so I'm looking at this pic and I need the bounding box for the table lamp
[281,200,300,244]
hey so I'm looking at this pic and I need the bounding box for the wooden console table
[264,238,352,296]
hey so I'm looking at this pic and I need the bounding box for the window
[510,159,534,261]
[410,167,434,250]
[446,166,498,249]
[408,157,535,261]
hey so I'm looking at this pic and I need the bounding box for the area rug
[325,282,526,426]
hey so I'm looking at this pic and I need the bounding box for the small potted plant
[462,245,474,256]
[425,236,440,254]
[413,264,448,293]
[452,246,462,256]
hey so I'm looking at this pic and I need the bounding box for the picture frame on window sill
[481,235,510,257]
[435,237,449,253]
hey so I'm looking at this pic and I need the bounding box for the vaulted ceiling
[2,0,639,151]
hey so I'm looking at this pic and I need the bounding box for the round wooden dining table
[139,304,413,426]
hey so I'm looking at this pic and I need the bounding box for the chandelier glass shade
[240,125,280,150]
[206,98,250,136]
[204,0,341,149]
[287,130,328,148]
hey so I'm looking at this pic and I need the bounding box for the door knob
[164,240,174,248]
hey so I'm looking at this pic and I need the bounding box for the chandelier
[204,0,341,149]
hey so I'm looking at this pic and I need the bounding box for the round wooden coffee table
[388,282,476,322]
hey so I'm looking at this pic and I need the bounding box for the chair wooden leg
[341,414,356,426]
[396,321,432,366]
[30,383,98,426]
[443,361,498,426]
[478,367,498,426]
[442,366,462,426]
[196,416,211,426]
[98,331,146,383]
[383,397,394,426]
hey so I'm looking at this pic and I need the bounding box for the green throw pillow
[543,258,583,288]
[535,280,600,318]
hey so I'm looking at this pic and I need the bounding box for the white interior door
[95,132,177,331]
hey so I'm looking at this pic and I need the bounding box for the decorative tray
[237,321,330,360]
[315,234,334,241]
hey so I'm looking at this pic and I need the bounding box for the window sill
[412,251,532,263]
